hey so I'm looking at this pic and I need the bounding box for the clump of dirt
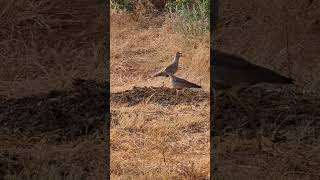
[214,84,320,141]
[0,79,108,141]
[111,86,209,106]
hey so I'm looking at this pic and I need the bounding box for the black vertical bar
[101,0,110,179]
[210,0,219,179]
[211,0,219,34]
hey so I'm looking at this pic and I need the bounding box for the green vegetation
[110,0,209,36]
[166,0,209,36]
[110,0,135,11]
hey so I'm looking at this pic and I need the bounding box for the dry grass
[213,0,320,178]
[110,0,320,178]
[215,0,320,91]
[111,102,209,179]
[110,11,210,92]
[0,0,106,98]
[213,85,320,179]
[1,136,105,180]
[1,0,319,179]
[0,0,106,179]
[0,80,107,179]
[110,7,210,179]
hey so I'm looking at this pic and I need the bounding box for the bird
[211,49,296,150]
[152,52,182,78]
[211,48,296,108]
[211,49,295,89]
[169,74,202,89]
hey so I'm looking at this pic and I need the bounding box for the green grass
[110,0,135,11]
[165,0,209,36]
[110,0,209,36]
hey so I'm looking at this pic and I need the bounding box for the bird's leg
[175,88,182,96]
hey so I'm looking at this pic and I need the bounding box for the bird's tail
[277,76,295,84]
[287,77,295,84]
[190,83,202,88]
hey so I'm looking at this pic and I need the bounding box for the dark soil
[111,86,209,106]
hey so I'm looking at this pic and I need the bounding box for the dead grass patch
[110,11,209,92]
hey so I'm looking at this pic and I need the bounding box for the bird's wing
[152,63,171,77]
[164,62,177,74]
[175,76,201,88]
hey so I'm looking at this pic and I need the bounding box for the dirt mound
[214,84,320,140]
[0,79,108,141]
[111,86,209,106]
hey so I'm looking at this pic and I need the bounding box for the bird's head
[176,51,183,58]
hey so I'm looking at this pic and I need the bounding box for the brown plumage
[169,74,201,89]
[153,52,182,78]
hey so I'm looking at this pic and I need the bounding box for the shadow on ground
[0,79,319,178]
[111,86,209,106]
[1,79,319,142]
[0,79,108,141]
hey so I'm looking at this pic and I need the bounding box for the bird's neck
[173,56,180,64]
